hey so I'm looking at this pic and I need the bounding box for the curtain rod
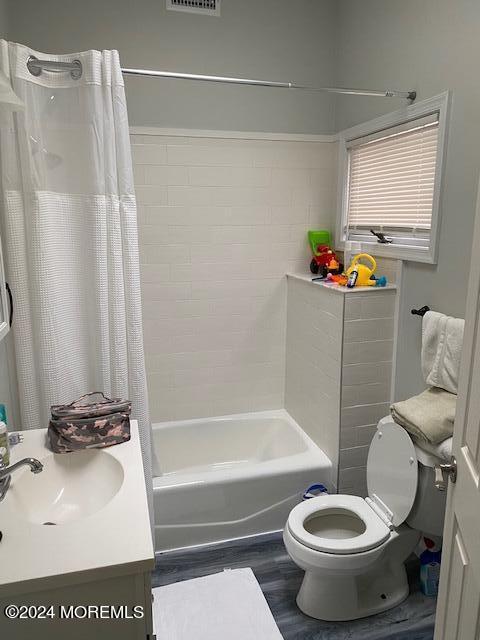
[26,57,417,101]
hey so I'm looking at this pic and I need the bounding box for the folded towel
[421,311,464,394]
[390,387,456,444]
[413,436,453,463]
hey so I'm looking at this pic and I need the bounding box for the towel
[390,387,456,444]
[421,311,464,394]
[152,569,283,640]
[414,436,453,463]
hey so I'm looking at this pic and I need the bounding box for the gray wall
[3,0,480,406]
[0,0,8,37]
[7,0,337,133]
[335,0,480,400]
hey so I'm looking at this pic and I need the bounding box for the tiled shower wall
[285,277,343,486]
[131,132,336,422]
[285,276,396,493]
[340,290,396,496]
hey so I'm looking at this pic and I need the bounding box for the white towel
[421,311,464,394]
[152,568,283,640]
[414,436,453,462]
[391,387,456,444]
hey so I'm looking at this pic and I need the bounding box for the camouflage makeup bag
[48,392,131,454]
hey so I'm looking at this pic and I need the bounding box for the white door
[434,184,480,639]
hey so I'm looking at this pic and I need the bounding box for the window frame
[335,92,451,264]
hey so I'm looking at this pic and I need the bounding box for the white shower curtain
[0,41,152,517]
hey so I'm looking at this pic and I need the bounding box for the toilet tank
[405,445,447,537]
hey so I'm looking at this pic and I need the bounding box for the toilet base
[297,561,410,621]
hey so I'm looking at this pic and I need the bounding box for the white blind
[346,114,439,235]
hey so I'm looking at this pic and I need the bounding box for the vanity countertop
[0,421,154,598]
[287,272,397,294]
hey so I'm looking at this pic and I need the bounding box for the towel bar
[411,306,431,317]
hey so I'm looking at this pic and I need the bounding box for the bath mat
[152,567,283,639]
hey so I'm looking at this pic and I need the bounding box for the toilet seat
[287,421,419,556]
[287,495,390,555]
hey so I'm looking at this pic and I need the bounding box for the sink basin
[7,449,124,525]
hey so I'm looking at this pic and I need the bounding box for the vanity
[0,421,155,640]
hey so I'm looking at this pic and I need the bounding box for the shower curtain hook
[27,55,83,80]
[27,55,42,77]
[70,60,82,80]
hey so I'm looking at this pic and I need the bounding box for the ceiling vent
[166,0,221,16]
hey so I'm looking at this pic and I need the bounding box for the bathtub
[152,409,332,552]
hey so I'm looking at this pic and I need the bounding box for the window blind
[346,114,440,238]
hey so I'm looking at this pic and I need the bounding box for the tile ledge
[286,272,397,294]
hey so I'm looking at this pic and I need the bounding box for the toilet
[283,416,447,621]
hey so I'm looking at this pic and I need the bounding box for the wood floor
[153,532,436,639]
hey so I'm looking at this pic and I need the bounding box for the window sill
[336,239,436,264]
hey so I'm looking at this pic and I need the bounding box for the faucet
[0,458,43,502]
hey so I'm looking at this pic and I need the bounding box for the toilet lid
[367,419,418,526]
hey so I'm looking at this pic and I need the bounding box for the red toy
[309,244,344,277]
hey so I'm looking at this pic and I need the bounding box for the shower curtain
[0,41,153,519]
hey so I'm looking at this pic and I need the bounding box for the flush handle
[434,456,457,491]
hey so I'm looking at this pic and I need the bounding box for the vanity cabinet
[0,421,155,639]
[0,571,154,640]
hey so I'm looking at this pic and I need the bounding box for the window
[336,93,450,263]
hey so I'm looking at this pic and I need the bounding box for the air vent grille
[166,0,220,16]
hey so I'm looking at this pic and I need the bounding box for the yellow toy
[345,253,377,287]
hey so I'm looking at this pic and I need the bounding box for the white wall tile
[345,292,396,320]
[167,144,254,167]
[341,403,390,429]
[338,288,397,496]
[189,166,271,187]
[340,427,358,449]
[342,361,392,386]
[135,185,168,206]
[132,144,167,165]
[341,381,392,408]
[343,340,394,365]
[140,263,170,283]
[140,244,189,264]
[145,165,189,186]
[339,445,369,469]
[285,277,342,481]
[342,482,368,498]
[356,424,378,446]
[134,133,336,422]
[339,466,366,488]
[344,317,394,343]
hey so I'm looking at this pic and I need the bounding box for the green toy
[308,230,343,276]
[308,230,331,256]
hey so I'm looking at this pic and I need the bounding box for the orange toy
[327,273,348,286]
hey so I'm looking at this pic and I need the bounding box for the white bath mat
[152,567,283,640]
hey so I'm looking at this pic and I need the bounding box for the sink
[0,423,154,602]
[7,449,124,525]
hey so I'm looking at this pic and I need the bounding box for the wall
[340,289,395,496]
[132,131,336,421]
[285,277,396,494]
[0,0,8,37]
[335,0,480,400]
[285,276,343,486]
[7,0,337,134]
[3,0,477,433]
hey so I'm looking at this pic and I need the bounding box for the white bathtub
[152,409,332,552]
